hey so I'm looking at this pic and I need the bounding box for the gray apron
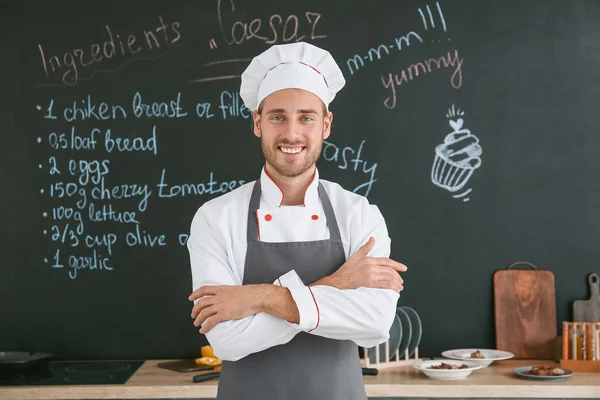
[216,179,367,400]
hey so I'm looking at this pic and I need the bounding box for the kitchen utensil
[573,273,600,322]
[361,367,378,375]
[192,366,221,383]
[494,261,557,358]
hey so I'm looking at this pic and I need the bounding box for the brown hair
[254,93,329,131]
[257,99,328,116]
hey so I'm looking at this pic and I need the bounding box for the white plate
[513,366,574,380]
[441,348,514,367]
[413,360,482,380]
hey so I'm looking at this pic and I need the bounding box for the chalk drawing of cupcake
[431,105,482,201]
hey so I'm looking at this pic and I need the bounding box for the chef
[187,42,407,400]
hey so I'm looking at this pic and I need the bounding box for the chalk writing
[42,100,57,120]
[125,225,167,247]
[90,179,151,212]
[55,249,113,280]
[104,125,159,155]
[52,207,84,234]
[38,89,250,279]
[64,96,127,122]
[89,203,139,224]
[381,49,464,109]
[417,2,448,34]
[190,75,240,84]
[178,234,190,246]
[88,203,139,224]
[196,102,215,119]
[217,0,325,47]
[85,233,117,255]
[51,223,80,247]
[68,159,110,186]
[346,32,423,76]
[219,91,251,119]
[132,92,187,119]
[190,59,249,84]
[346,2,449,76]
[322,140,378,197]
[157,169,246,198]
[48,156,61,175]
[38,17,181,86]
[52,249,63,269]
[48,127,99,150]
[49,92,189,122]
[50,181,87,209]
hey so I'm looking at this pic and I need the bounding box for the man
[187,42,407,400]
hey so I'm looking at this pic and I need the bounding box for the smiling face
[253,88,333,179]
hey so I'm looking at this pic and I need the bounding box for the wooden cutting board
[494,261,557,359]
[573,273,600,322]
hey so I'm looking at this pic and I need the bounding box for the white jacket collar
[260,166,320,208]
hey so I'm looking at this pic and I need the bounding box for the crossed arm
[187,206,407,362]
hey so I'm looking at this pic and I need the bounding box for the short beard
[261,133,323,178]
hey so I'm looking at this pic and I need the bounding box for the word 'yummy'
[381,49,464,109]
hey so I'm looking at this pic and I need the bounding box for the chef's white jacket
[187,167,399,361]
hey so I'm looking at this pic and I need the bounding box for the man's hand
[189,284,300,334]
[189,285,262,334]
[312,237,407,291]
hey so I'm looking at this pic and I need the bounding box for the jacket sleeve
[285,200,400,348]
[187,204,302,362]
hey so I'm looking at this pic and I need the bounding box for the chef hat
[240,42,346,112]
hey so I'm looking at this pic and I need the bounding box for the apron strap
[246,179,342,242]
[318,182,342,241]
[247,179,262,242]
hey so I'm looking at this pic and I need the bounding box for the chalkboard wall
[2,0,599,360]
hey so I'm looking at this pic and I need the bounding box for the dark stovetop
[0,360,144,386]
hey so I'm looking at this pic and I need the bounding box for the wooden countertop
[1,359,599,399]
